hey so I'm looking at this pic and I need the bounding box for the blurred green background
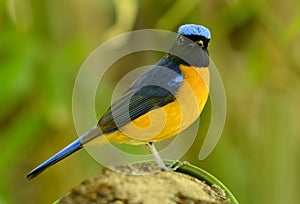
[1,0,300,203]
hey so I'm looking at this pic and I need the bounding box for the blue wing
[98,55,183,134]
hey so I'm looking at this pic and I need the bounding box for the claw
[167,160,189,171]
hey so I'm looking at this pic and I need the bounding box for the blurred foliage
[0,0,300,203]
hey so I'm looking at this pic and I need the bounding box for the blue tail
[26,139,82,180]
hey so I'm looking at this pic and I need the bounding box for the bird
[26,24,211,180]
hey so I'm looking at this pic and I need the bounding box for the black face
[168,34,210,67]
[177,34,210,52]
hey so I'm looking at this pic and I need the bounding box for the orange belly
[104,65,210,145]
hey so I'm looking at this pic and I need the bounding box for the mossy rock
[57,162,237,204]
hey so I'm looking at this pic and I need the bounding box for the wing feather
[98,58,183,134]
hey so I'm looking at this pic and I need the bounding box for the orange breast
[104,65,210,145]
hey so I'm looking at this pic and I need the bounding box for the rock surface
[59,163,230,204]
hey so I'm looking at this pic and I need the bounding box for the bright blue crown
[178,24,211,39]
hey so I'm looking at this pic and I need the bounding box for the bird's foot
[163,160,190,171]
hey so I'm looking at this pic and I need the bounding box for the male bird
[26,24,211,180]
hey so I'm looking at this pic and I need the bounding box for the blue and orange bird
[26,24,211,180]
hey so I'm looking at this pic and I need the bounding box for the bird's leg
[146,142,167,170]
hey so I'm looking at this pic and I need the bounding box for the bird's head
[177,24,211,53]
[169,24,211,67]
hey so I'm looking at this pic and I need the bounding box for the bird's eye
[197,40,204,47]
[179,36,185,42]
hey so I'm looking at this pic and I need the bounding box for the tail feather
[26,125,104,180]
[26,139,82,180]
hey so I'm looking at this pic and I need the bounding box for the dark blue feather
[26,139,82,180]
[98,56,184,133]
